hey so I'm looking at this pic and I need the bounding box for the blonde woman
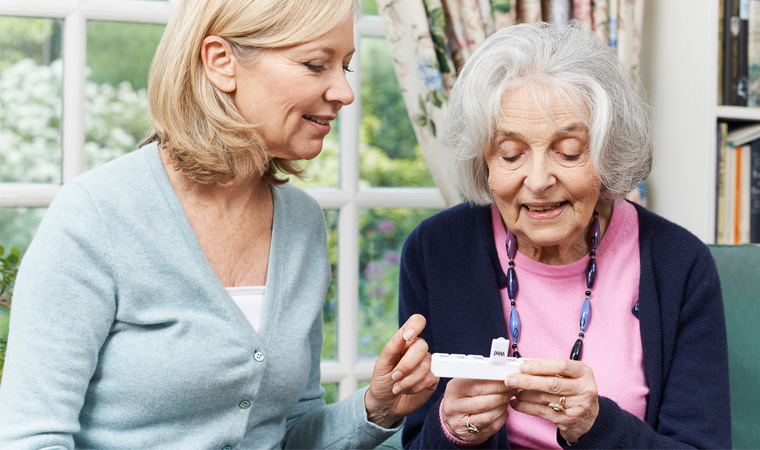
[0,1,437,448]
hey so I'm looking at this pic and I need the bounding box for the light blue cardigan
[0,143,399,449]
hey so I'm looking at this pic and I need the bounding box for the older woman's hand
[506,358,599,444]
[364,314,439,428]
[440,378,515,445]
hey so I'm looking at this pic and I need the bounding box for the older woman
[398,22,730,449]
[0,0,437,448]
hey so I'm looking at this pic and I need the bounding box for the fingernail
[403,328,415,340]
[392,385,402,395]
[391,370,403,381]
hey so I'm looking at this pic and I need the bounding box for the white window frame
[0,0,446,402]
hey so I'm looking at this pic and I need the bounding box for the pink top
[492,201,648,449]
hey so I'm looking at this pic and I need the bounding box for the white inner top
[225,286,265,332]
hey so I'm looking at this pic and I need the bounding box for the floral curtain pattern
[377,0,645,207]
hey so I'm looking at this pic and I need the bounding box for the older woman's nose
[325,71,355,106]
[523,157,556,194]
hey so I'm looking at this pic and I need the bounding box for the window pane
[0,207,47,257]
[361,0,379,15]
[85,21,163,171]
[357,208,439,359]
[289,121,339,188]
[0,17,63,184]
[359,37,433,187]
[321,209,338,361]
[321,383,337,404]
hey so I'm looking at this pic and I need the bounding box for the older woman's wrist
[439,399,479,448]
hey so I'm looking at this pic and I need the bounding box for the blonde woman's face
[232,16,355,161]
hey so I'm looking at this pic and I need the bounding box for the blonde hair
[143,0,360,186]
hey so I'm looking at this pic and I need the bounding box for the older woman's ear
[201,36,237,93]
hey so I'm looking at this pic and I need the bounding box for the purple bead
[506,230,517,259]
[579,297,591,331]
[589,216,601,249]
[512,351,521,358]
[586,258,597,289]
[570,338,583,360]
[507,267,518,300]
[510,308,521,342]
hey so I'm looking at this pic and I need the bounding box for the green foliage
[491,0,512,14]
[361,37,419,160]
[0,17,61,71]
[361,0,379,15]
[357,209,439,358]
[0,245,20,381]
[0,245,20,300]
[86,21,164,91]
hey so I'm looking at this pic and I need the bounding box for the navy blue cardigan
[398,201,731,449]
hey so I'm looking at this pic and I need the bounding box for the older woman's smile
[522,201,568,220]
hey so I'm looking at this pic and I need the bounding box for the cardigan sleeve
[561,233,731,449]
[281,309,401,449]
[0,182,117,450]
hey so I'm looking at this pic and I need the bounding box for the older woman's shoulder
[419,202,490,230]
[407,201,492,248]
[632,202,711,258]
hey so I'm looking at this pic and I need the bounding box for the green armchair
[709,244,760,449]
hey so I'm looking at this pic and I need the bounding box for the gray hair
[444,21,652,205]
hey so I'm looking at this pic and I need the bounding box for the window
[0,0,445,402]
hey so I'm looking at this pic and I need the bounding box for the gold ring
[466,415,479,434]
[548,396,566,412]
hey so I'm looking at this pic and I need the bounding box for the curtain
[377,0,645,207]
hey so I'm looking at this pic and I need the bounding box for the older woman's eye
[303,62,327,72]
[502,155,521,163]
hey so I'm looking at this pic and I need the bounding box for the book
[726,121,760,146]
[750,139,760,242]
[737,0,750,105]
[725,143,737,244]
[717,122,728,243]
[747,0,760,106]
[740,143,751,243]
[724,0,748,105]
[719,0,725,105]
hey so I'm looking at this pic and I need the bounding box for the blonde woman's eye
[303,62,327,72]
[343,66,353,73]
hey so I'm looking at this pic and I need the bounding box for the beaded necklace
[506,210,600,361]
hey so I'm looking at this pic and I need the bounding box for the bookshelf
[640,0,760,243]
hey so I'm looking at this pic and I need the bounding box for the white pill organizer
[430,337,530,380]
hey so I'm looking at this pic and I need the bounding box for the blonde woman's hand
[364,314,439,428]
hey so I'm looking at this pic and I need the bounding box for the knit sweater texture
[398,201,731,449]
[0,143,399,450]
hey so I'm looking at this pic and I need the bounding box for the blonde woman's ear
[201,36,237,93]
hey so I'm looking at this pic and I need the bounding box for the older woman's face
[486,86,601,255]
[232,16,355,161]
